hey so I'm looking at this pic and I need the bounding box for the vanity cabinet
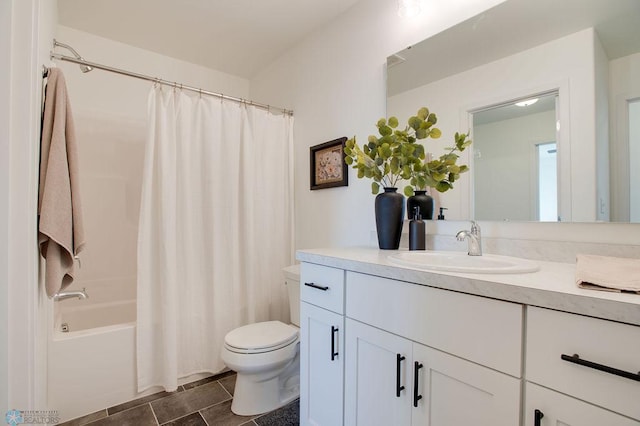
[297,254,640,426]
[344,272,521,426]
[344,319,413,425]
[299,263,345,426]
[524,383,638,426]
[345,318,520,426]
[525,306,640,424]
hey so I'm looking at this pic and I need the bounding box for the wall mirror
[387,0,640,223]
[472,92,558,222]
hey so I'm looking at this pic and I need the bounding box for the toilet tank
[283,264,301,326]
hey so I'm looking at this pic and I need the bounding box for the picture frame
[310,137,349,190]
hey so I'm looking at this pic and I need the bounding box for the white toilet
[221,265,301,415]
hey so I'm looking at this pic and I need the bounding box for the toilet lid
[225,321,298,351]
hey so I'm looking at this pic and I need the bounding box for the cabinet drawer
[300,263,345,314]
[527,306,640,421]
[524,382,639,426]
[346,272,523,377]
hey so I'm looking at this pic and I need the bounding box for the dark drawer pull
[561,353,640,382]
[413,361,423,407]
[331,326,339,361]
[396,354,406,397]
[304,282,329,291]
[534,409,544,426]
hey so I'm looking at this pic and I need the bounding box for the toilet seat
[224,321,298,354]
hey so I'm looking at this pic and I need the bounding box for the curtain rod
[48,52,294,116]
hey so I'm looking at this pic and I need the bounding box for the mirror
[387,0,640,222]
[472,92,558,221]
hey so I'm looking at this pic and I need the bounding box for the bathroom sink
[387,251,539,274]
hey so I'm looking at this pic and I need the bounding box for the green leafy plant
[343,106,472,195]
[408,131,472,195]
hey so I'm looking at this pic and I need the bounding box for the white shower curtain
[136,86,294,392]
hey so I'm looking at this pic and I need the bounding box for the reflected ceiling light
[515,98,539,107]
[398,0,421,18]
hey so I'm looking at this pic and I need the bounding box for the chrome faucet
[456,221,482,256]
[53,288,88,302]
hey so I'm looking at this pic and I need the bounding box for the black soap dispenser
[409,207,426,251]
[437,207,448,220]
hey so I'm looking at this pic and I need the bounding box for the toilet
[221,265,301,416]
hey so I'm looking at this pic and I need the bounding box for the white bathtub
[48,300,146,422]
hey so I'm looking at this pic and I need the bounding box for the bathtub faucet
[53,288,88,302]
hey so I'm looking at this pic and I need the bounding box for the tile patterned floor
[59,371,299,426]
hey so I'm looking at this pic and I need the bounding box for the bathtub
[48,300,146,422]
[48,299,214,422]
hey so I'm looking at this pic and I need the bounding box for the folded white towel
[576,254,640,294]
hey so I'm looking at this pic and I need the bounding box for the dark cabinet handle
[561,353,640,382]
[413,361,423,407]
[330,326,339,361]
[534,409,544,426]
[304,282,329,291]
[396,354,406,397]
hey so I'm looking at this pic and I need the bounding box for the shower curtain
[136,86,294,392]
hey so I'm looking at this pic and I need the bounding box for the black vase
[375,187,405,250]
[407,190,434,220]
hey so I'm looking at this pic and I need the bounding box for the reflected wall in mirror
[472,92,558,222]
[630,99,640,222]
[387,0,640,223]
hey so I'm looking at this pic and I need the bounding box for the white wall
[474,110,556,221]
[53,26,250,313]
[55,26,249,123]
[250,0,508,249]
[0,0,12,415]
[2,0,57,415]
[630,100,640,222]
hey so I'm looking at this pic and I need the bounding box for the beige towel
[39,68,85,297]
[576,254,640,294]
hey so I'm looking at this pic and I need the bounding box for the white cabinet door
[345,318,413,426]
[300,302,344,426]
[524,383,639,426]
[412,343,521,426]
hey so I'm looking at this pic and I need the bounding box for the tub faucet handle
[53,288,88,302]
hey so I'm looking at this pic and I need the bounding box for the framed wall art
[310,137,348,190]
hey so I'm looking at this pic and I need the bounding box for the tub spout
[53,288,88,302]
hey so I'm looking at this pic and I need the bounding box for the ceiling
[57,0,360,79]
[473,93,556,126]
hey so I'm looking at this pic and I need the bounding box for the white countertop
[296,247,640,327]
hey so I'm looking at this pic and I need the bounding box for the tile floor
[59,371,299,426]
